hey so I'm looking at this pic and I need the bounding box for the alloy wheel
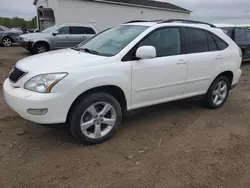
[2,38,12,47]
[80,102,117,139]
[212,80,228,106]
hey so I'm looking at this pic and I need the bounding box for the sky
[0,0,250,24]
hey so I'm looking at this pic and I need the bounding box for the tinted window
[58,26,69,34]
[185,28,208,53]
[207,33,217,51]
[139,28,181,57]
[211,33,228,50]
[220,27,233,38]
[235,28,247,42]
[70,26,96,34]
[246,30,250,41]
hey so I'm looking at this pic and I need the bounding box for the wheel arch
[2,35,15,42]
[213,71,234,89]
[66,85,128,123]
[33,40,51,50]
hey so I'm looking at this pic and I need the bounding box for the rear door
[184,27,228,95]
[69,26,96,46]
[51,26,71,49]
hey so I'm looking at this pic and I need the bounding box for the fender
[32,39,51,48]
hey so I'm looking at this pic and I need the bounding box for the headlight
[23,38,32,42]
[24,73,67,93]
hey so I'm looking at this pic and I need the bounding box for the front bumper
[3,79,68,124]
[19,40,33,51]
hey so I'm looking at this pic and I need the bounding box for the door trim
[135,77,210,92]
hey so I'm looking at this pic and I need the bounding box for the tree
[0,16,37,29]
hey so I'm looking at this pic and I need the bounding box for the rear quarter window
[211,33,228,50]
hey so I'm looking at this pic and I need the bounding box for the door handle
[216,55,222,60]
[176,60,187,65]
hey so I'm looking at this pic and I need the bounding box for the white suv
[3,19,242,144]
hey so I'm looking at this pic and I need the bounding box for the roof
[34,0,190,13]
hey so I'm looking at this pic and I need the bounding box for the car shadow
[30,96,204,146]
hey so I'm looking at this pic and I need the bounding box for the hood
[20,32,49,39]
[3,30,20,35]
[16,48,109,73]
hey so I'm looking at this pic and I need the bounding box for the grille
[9,67,26,82]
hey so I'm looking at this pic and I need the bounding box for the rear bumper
[232,69,242,86]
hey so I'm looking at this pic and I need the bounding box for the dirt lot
[1,47,250,188]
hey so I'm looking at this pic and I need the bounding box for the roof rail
[161,19,216,28]
[124,20,150,24]
[124,20,163,24]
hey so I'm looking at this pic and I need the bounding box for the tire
[2,37,12,47]
[33,42,49,54]
[69,92,122,145]
[204,76,230,109]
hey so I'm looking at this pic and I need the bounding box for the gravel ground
[1,47,250,188]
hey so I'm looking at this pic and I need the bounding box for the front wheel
[69,93,122,145]
[204,76,230,109]
[2,37,12,47]
[33,42,49,54]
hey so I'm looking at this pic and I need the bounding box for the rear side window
[235,28,247,42]
[211,33,228,50]
[246,30,250,41]
[184,28,208,53]
[70,26,96,34]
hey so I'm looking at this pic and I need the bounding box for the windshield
[42,25,59,33]
[75,25,148,56]
[0,25,9,31]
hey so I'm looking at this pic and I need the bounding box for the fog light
[27,109,48,115]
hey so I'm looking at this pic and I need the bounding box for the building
[33,0,191,31]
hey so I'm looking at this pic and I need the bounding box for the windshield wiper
[81,48,101,55]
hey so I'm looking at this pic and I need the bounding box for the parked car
[3,19,242,145]
[220,26,250,61]
[18,23,98,54]
[0,25,21,47]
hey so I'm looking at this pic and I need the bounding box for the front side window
[75,25,148,56]
[58,26,69,35]
[139,28,181,57]
[184,28,208,54]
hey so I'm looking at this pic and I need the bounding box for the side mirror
[52,31,59,36]
[135,46,156,60]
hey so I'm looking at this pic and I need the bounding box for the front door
[130,27,188,109]
[51,26,71,49]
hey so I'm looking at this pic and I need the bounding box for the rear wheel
[69,93,122,145]
[204,76,230,109]
[33,42,49,54]
[2,37,12,47]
